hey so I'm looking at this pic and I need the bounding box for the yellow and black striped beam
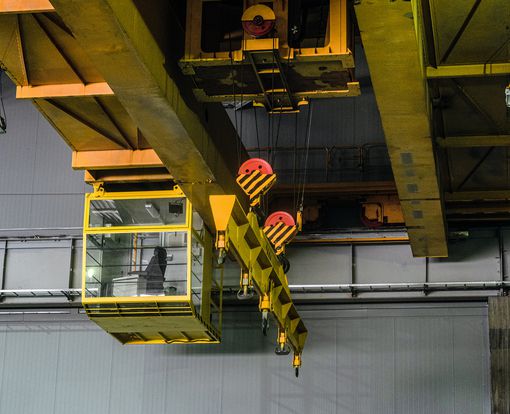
[236,170,276,206]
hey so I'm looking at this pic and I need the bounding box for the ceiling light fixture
[145,202,161,219]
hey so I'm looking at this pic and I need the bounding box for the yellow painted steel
[241,4,276,23]
[354,0,447,257]
[210,195,308,369]
[82,185,222,345]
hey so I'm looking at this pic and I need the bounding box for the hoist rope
[267,36,277,163]
[254,105,261,158]
[271,102,284,166]
[228,32,242,166]
[298,101,313,211]
[238,45,244,167]
[271,46,293,166]
[228,32,238,135]
[292,112,299,214]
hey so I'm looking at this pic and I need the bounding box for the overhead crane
[0,0,365,375]
[81,160,307,374]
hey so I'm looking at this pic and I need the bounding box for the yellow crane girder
[210,195,307,375]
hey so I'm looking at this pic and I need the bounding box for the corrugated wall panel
[54,325,114,414]
[0,328,5,405]
[0,304,491,414]
[109,345,145,412]
[139,346,168,412]
[0,327,60,413]
[453,316,490,414]
[220,322,273,413]
[395,317,455,413]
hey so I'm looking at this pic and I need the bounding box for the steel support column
[489,296,510,414]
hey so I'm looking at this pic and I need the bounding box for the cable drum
[241,4,276,37]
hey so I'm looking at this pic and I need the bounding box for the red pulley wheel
[242,19,275,37]
[238,158,273,175]
[264,211,296,228]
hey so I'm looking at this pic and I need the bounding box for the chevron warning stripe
[263,221,297,255]
[236,170,276,206]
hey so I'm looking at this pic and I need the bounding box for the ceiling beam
[355,1,447,257]
[48,0,248,228]
[437,135,510,148]
[427,63,510,78]
[0,0,53,14]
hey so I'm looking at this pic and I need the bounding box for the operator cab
[82,186,222,344]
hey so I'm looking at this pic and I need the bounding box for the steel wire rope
[253,105,261,157]
[292,112,299,215]
[298,101,314,212]
[271,47,293,166]
[228,32,239,135]
[238,37,245,166]
[271,102,284,166]
[268,35,277,163]
[228,32,242,167]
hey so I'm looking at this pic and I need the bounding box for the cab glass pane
[89,197,187,228]
[84,231,188,298]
